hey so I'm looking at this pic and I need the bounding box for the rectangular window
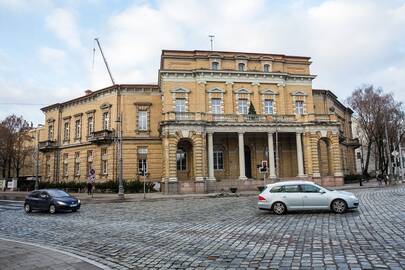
[213,151,224,170]
[63,153,68,177]
[48,125,54,140]
[176,149,186,171]
[74,152,80,176]
[295,101,304,115]
[138,111,148,131]
[88,116,94,136]
[211,98,222,114]
[138,147,148,176]
[102,112,109,130]
[101,148,108,175]
[75,119,81,139]
[238,99,248,114]
[175,99,186,112]
[87,150,93,176]
[63,122,69,141]
[264,99,274,115]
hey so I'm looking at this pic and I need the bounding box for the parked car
[24,189,81,214]
[258,181,359,215]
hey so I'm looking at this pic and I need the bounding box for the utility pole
[34,128,40,190]
[398,126,404,183]
[275,117,279,182]
[94,38,115,85]
[209,35,215,51]
[117,113,124,199]
[384,121,392,180]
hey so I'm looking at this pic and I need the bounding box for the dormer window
[238,63,245,71]
[263,64,270,72]
[212,62,219,70]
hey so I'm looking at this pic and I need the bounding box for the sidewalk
[0,238,108,270]
[0,179,395,204]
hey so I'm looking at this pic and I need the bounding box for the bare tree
[348,85,404,177]
[0,115,32,178]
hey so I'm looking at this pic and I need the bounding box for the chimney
[85,89,92,95]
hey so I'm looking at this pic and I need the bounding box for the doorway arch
[318,138,333,176]
[176,139,194,181]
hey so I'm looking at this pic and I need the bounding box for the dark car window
[47,190,70,197]
[270,186,284,193]
[30,191,40,198]
[301,184,321,193]
[283,185,300,193]
[39,191,49,199]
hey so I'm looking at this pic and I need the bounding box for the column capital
[207,131,214,135]
[238,131,245,135]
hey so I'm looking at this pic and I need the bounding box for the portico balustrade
[162,112,335,123]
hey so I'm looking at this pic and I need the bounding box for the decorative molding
[47,118,55,123]
[86,109,96,114]
[170,87,190,93]
[260,89,279,95]
[207,87,225,93]
[291,91,308,96]
[100,103,112,110]
[233,88,251,94]
[74,113,83,118]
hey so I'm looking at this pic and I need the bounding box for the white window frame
[102,112,109,130]
[212,61,219,70]
[296,100,304,115]
[213,150,224,170]
[238,63,245,71]
[211,98,222,114]
[74,152,80,176]
[176,149,187,171]
[238,99,248,114]
[138,111,148,131]
[175,98,186,112]
[88,116,94,135]
[75,119,81,139]
[264,99,274,115]
[63,122,69,141]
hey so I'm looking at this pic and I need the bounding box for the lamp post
[34,125,43,190]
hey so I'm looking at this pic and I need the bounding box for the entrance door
[244,146,252,178]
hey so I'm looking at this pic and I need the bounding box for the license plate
[70,204,77,207]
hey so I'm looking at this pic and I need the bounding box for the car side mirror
[320,190,326,194]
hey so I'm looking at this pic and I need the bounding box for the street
[1,186,405,269]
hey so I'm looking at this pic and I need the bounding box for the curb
[0,237,112,270]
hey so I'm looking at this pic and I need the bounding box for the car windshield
[46,190,70,197]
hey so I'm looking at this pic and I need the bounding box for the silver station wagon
[258,180,359,215]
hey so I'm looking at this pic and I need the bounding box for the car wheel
[49,204,56,214]
[272,202,287,215]
[24,203,32,213]
[331,199,347,214]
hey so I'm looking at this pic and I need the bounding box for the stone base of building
[310,176,344,187]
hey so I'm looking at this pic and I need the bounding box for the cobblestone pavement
[1,186,405,269]
[0,238,105,270]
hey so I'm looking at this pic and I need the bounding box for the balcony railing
[162,112,337,124]
[88,130,114,144]
[38,140,57,152]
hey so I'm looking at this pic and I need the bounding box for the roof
[161,49,311,60]
[41,84,159,112]
[266,180,315,187]
[313,89,353,114]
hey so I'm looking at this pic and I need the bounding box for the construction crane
[94,38,115,85]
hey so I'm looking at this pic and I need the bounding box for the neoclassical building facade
[37,50,359,193]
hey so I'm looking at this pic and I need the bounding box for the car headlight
[56,201,67,205]
[77,199,81,204]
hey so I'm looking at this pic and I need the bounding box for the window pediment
[100,103,112,110]
[291,91,307,96]
[260,89,278,95]
[207,87,225,93]
[170,87,190,93]
[234,88,251,94]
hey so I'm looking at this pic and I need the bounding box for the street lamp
[34,124,43,190]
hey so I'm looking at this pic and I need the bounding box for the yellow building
[37,50,358,193]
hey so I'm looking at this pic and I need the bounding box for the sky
[0,0,405,125]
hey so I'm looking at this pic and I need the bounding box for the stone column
[207,132,216,181]
[238,132,247,180]
[296,132,305,177]
[268,132,276,178]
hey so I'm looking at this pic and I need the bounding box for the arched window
[263,64,270,72]
[176,149,186,171]
[238,63,245,71]
[212,62,219,70]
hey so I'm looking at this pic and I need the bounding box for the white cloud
[45,8,82,49]
[38,47,66,66]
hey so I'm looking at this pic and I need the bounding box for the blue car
[24,189,81,214]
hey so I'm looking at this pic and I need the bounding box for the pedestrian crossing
[0,200,23,212]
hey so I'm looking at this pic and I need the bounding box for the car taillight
[258,195,266,201]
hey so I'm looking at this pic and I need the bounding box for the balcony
[38,140,57,152]
[88,130,114,144]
